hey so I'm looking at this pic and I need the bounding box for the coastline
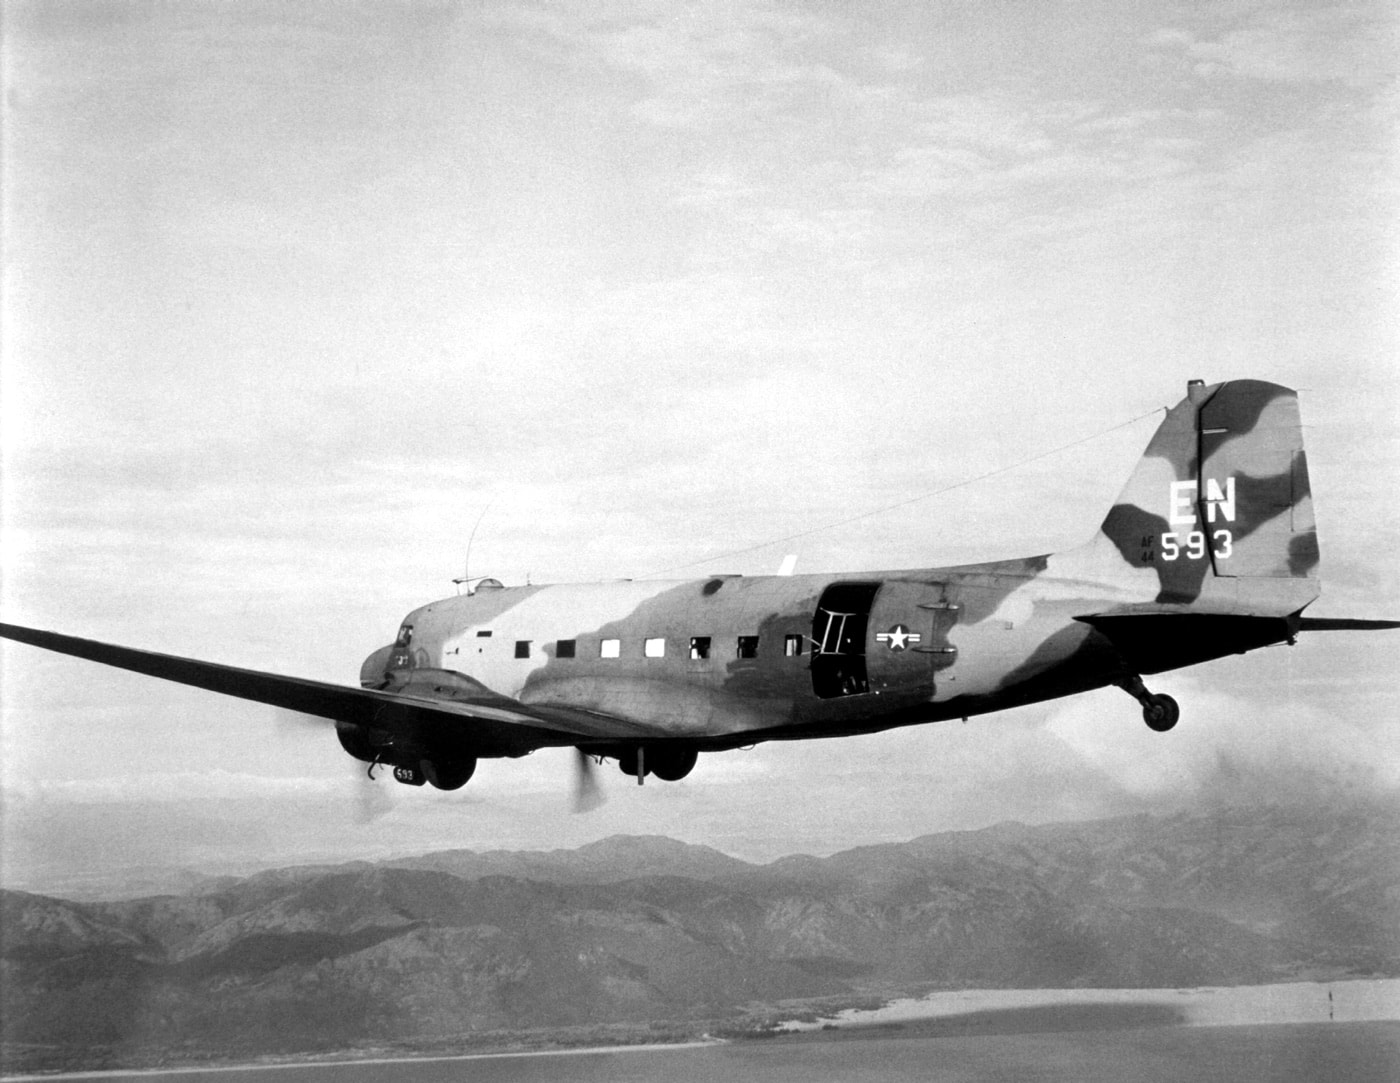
[7,978,1397,1081]
[777,977,1400,1033]
[0,1039,728,1082]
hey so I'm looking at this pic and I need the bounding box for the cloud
[1143,27,1194,50]
[7,768,343,805]
[490,0,857,133]
[1146,5,1395,87]
[1044,677,1400,808]
[848,94,1224,240]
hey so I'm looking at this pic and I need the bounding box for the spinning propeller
[572,748,605,813]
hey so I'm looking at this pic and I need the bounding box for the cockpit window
[395,624,413,647]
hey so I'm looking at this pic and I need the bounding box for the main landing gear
[379,757,477,790]
[1116,674,1180,732]
[339,721,478,790]
[617,745,699,784]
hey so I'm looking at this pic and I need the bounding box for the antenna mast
[453,500,495,594]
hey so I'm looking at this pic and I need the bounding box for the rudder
[1196,380,1316,579]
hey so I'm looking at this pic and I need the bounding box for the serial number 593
[1160,530,1233,561]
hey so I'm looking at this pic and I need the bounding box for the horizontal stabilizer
[1076,613,1293,675]
[1296,617,1400,631]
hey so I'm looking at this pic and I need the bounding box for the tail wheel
[1142,693,1180,733]
[421,757,477,790]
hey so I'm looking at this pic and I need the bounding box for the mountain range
[3,799,1397,1072]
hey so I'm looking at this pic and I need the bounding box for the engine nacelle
[335,721,476,790]
[359,645,395,689]
[335,720,386,763]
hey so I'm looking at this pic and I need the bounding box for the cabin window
[784,634,804,657]
[556,639,577,658]
[689,636,711,660]
[476,629,492,638]
[737,635,759,658]
[600,638,621,658]
[515,641,530,659]
[644,637,665,658]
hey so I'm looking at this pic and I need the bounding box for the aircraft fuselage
[372,545,1291,754]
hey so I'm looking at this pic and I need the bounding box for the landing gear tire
[1117,674,1181,733]
[619,746,698,781]
[650,747,698,782]
[421,757,477,791]
[1142,693,1180,733]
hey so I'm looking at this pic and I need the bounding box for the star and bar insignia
[876,624,922,651]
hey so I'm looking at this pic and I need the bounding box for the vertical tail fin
[1090,380,1318,608]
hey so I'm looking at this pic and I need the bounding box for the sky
[2,0,1397,892]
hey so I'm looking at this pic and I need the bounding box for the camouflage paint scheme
[0,380,1352,787]
[357,380,1319,762]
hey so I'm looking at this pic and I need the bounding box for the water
[7,1023,1398,1083]
[8,982,1399,1082]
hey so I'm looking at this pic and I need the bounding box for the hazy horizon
[9,772,1398,900]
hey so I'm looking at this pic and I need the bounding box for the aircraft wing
[1294,617,1400,631]
[0,623,637,758]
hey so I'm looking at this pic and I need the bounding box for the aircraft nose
[359,645,395,688]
